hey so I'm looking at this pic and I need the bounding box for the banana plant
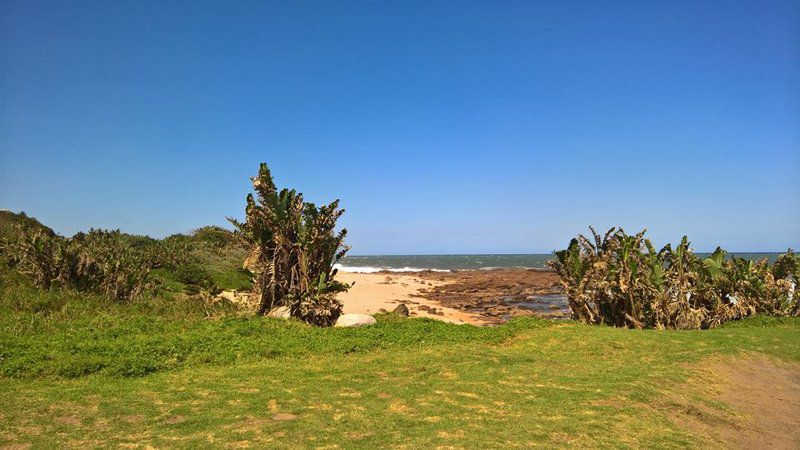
[228,163,351,325]
[549,227,800,329]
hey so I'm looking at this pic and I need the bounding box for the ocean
[335,253,783,272]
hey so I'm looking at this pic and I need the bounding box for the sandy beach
[335,272,485,324]
[336,269,564,325]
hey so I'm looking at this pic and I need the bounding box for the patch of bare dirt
[164,415,187,425]
[119,414,145,424]
[54,416,82,426]
[675,355,800,449]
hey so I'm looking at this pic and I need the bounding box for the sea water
[335,253,782,273]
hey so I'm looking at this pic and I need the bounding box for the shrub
[138,234,192,270]
[173,263,219,295]
[228,163,350,325]
[1,227,152,302]
[192,226,239,248]
[548,227,798,329]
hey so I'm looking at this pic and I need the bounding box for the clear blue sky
[1,0,798,254]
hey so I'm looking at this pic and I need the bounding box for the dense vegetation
[229,162,351,325]
[0,212,251,303]
[1,212,799,447]
[549,227,799,329]
[0,210,55,240]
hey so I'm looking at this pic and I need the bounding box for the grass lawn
[1,291,798,449]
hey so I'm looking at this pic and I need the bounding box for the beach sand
[335,269,563,325]
[335,272,487,324]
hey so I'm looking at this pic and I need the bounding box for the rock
[335,313,377,327]
[418,304,431,311]
[267,306,291,319]
[392,303,410,317]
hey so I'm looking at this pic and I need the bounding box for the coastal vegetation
[0,213,250,303]
[549,227,799,329]
[1,170,798,447]
[228,162,351,325]
[0,163,350,327]
[2,227,153,302]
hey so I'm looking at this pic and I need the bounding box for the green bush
[228,163,350,324]
[173,263,220,294]
[1,228,152,302]
[192,226,239,248]
[549,227,798,329]
[174,263,212,286]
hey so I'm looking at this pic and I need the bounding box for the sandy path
[335,272,487,325]
[671,354,800,449]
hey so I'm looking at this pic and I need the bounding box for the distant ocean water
[335,253,783,273]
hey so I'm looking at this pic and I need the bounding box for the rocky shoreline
[394,268,567,324]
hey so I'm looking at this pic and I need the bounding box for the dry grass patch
[666,353,800,449]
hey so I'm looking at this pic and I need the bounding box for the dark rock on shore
[392,303,409,317]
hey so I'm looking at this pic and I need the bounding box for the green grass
[188,242,252,291]
[1,284,799,448]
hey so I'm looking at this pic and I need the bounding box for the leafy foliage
[1,228,153,302]
[229,163,350,325]
[192,226,241,248]
[0,210,55,241]
[173,263,219,295]
[549,227,799,329]
[0,210,253,306]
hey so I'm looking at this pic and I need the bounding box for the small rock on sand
[267,306,291,319]
[335,313,377,327]
[392,303,410,317]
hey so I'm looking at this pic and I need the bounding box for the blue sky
[1,0,798,254]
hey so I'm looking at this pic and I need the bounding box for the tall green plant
[228,163,350,325]
[1,227,152,302]
[549,227,798,329]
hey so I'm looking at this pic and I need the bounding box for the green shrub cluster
[229,163,350,325]
[549,227,799,329]
[173,263,219,295]
[1,228,152,302]
[0,212,253,303]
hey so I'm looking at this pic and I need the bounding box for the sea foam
[333,264,448,273]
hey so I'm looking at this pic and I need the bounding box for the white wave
[333,264,449,273]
